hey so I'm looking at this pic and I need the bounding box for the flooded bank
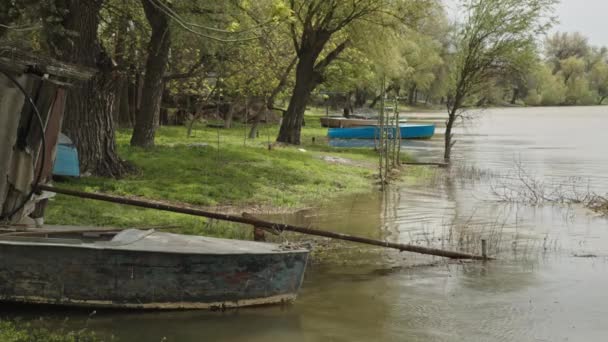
[2,107,608,341]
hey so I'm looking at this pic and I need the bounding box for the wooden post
[481,239,488,259]
[253,227,266,242]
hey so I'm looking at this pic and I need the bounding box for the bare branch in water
[490,159,607,214]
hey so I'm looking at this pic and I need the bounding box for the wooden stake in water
[481,239,488,259]
[378,76,386,189]
[243,97,248,146]
[395,97,401,165]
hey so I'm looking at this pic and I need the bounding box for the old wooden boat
[320,116,376,128]
[0,228,309,309]
[328,124,435,139]
[320,116,408,128]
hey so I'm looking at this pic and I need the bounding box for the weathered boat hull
[0,230,308,310]
[328,124,435,139]
[320,117,378,128]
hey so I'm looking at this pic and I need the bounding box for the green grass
[0,320,103,342]
[45,109,403,238]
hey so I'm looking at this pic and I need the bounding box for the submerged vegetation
[0,320,102,342]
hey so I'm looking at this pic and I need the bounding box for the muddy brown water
[2,107,608,341]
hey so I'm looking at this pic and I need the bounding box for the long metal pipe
[37,184,491,260]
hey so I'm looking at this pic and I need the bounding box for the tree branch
[313,39,349,73]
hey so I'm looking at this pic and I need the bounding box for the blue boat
[52,133,80,177]
[328,124,435,139]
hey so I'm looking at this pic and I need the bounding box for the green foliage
[524,63,566,106]
[448,0,555,103]
[590,60,608,104]
[545,32,590,69]
[442,0,556,160]
[521,36,608,106]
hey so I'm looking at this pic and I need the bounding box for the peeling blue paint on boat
[327,124,435,139]
[0,229,309,309]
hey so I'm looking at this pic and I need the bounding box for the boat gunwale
[0,292,300,310]
[0,236,310,256]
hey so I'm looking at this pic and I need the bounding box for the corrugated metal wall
[0,73,28,218]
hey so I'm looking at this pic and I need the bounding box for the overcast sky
[443,0,608,48]
[554,0,608,47]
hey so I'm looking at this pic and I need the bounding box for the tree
[444,0,555,161]
[590,61,608,104]
[98,0,148,129]
[276,0,431,144]
[545,32,589,70]
[130,0,172,147]
[558,56,594,104]
[44,0,130,177]
[524,63,566,106]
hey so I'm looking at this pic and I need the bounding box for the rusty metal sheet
[0,74,27,214]
[36,88,66,180]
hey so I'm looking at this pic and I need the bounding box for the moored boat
[0,228,309,309]
[320,116,378,128]
[328,124,435,139]
[320,117,409,128]
[0,51,311,311]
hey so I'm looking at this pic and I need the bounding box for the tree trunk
[224,102,235,129]
[112,9,131,128]
[408,85,417,106]
[277,56,317,145]
[444,110,455,161]
[510,88,519,104]
[354,88,367,107]
[248,112,261,139]
[343,91,353,117]
[444,96,462,162]
[46,0,128,177]
[369,84,394,109]
[130,0,171,147]
[117,79,132,127]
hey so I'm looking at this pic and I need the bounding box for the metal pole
[37,185,490,260]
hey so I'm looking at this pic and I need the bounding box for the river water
[5,107,608,341]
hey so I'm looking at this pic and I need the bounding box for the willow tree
[444,0,556,161]
[276,0,432,144]
[44,0,130,177]
[130,0,172,147]
[590,61,608,105]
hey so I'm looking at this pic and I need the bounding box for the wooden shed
[0,46,93,225]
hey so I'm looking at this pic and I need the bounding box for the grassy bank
[0,320,101,342]
[46,110,411,238]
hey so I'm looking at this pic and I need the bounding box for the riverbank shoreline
[45,110,421,239]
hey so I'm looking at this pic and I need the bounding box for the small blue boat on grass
[328,124,435,139]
